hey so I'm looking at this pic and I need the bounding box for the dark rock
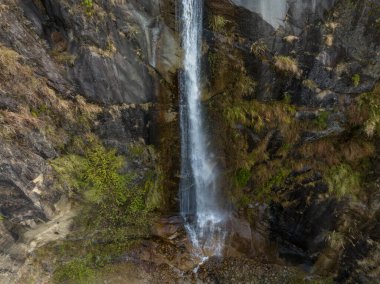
[266,130,283,158]
[269,181,338,266]
[95,105,152,154]
[151,216,184,240]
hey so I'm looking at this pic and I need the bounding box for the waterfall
[179,0,226,256]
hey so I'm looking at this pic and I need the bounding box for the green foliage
[0,215,4,221]
[30,103,49,118]
[223,99,295,132]
[257,168,291,202]
[144,169,166,211]
[81,0,94,16]
[314,111,329,129]
[82,0,93,8]
[250,40,268,60]
[50,50,76,66]
[302,79,318,91]
[235,73,257,96]
[208,51,219,77]
[235,167,251,187]
[128,143,145,157]
[283,92,292,104]
[325,164,361,198]
[51,140,153,230]
[327,231,346,250]
[357,91,380,137]
[209,15,229,33]
[51,154,87,196]
[53,257,95,284]
[352,73,361,87]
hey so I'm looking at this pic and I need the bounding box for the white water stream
[179,0,226,256]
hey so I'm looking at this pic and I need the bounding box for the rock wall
[0,0,178,282]
[204,0,380,282]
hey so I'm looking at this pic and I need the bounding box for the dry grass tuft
[0,45,21,75]
[273,56,302,77]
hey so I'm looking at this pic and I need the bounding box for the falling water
[179,0,226,256]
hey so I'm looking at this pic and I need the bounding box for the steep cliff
[204,0,380,282]
[0,0,379,283]
[0,0,178,282]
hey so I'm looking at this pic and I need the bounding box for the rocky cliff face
[204,0,380,282]
[0,0,178,282]
[0,0,379,283]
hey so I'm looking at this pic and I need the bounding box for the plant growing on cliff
[53,257,95,284]
[125,24,139,40]
[352,73,361,87]
[314,111,330,129]
[235,167,251,188]
[209,15,229,33]
[356,90,380,137]
[51,140,153,230]
[82,0,93,9]
[82,0,94,16]
[325,164,361,199]
[250,40,268,60]
[257,168,291,202]
[273,55,301,77]
[347,89,380,138]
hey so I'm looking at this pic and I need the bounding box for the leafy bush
[352,73,361,87]
[314,111,329,129]
[223,99,295,132]
[250,40,268,60]
[358,91,380,137]
[51,140,152,230]
[82,0,93,9]
[53,257,95,284]
[257,168,291,201]
[209,15,229,33]
[325,164,361,198]
[235,168,251,187]
[81,0,94,15]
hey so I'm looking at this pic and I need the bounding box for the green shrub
[51,140,151,229]
[250,40,268,60]
[235,168,251,187]
[81,0,94,15]
[358,91,380,137]
[51,154,87,196]
[30,103,49,118]
[314,111,329,129]
[82,0,93,9]
[325,164,361,198]
[257,168,291,202]
[209,15,229,33]
[53,257,95,284]
[352,73,361,87]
